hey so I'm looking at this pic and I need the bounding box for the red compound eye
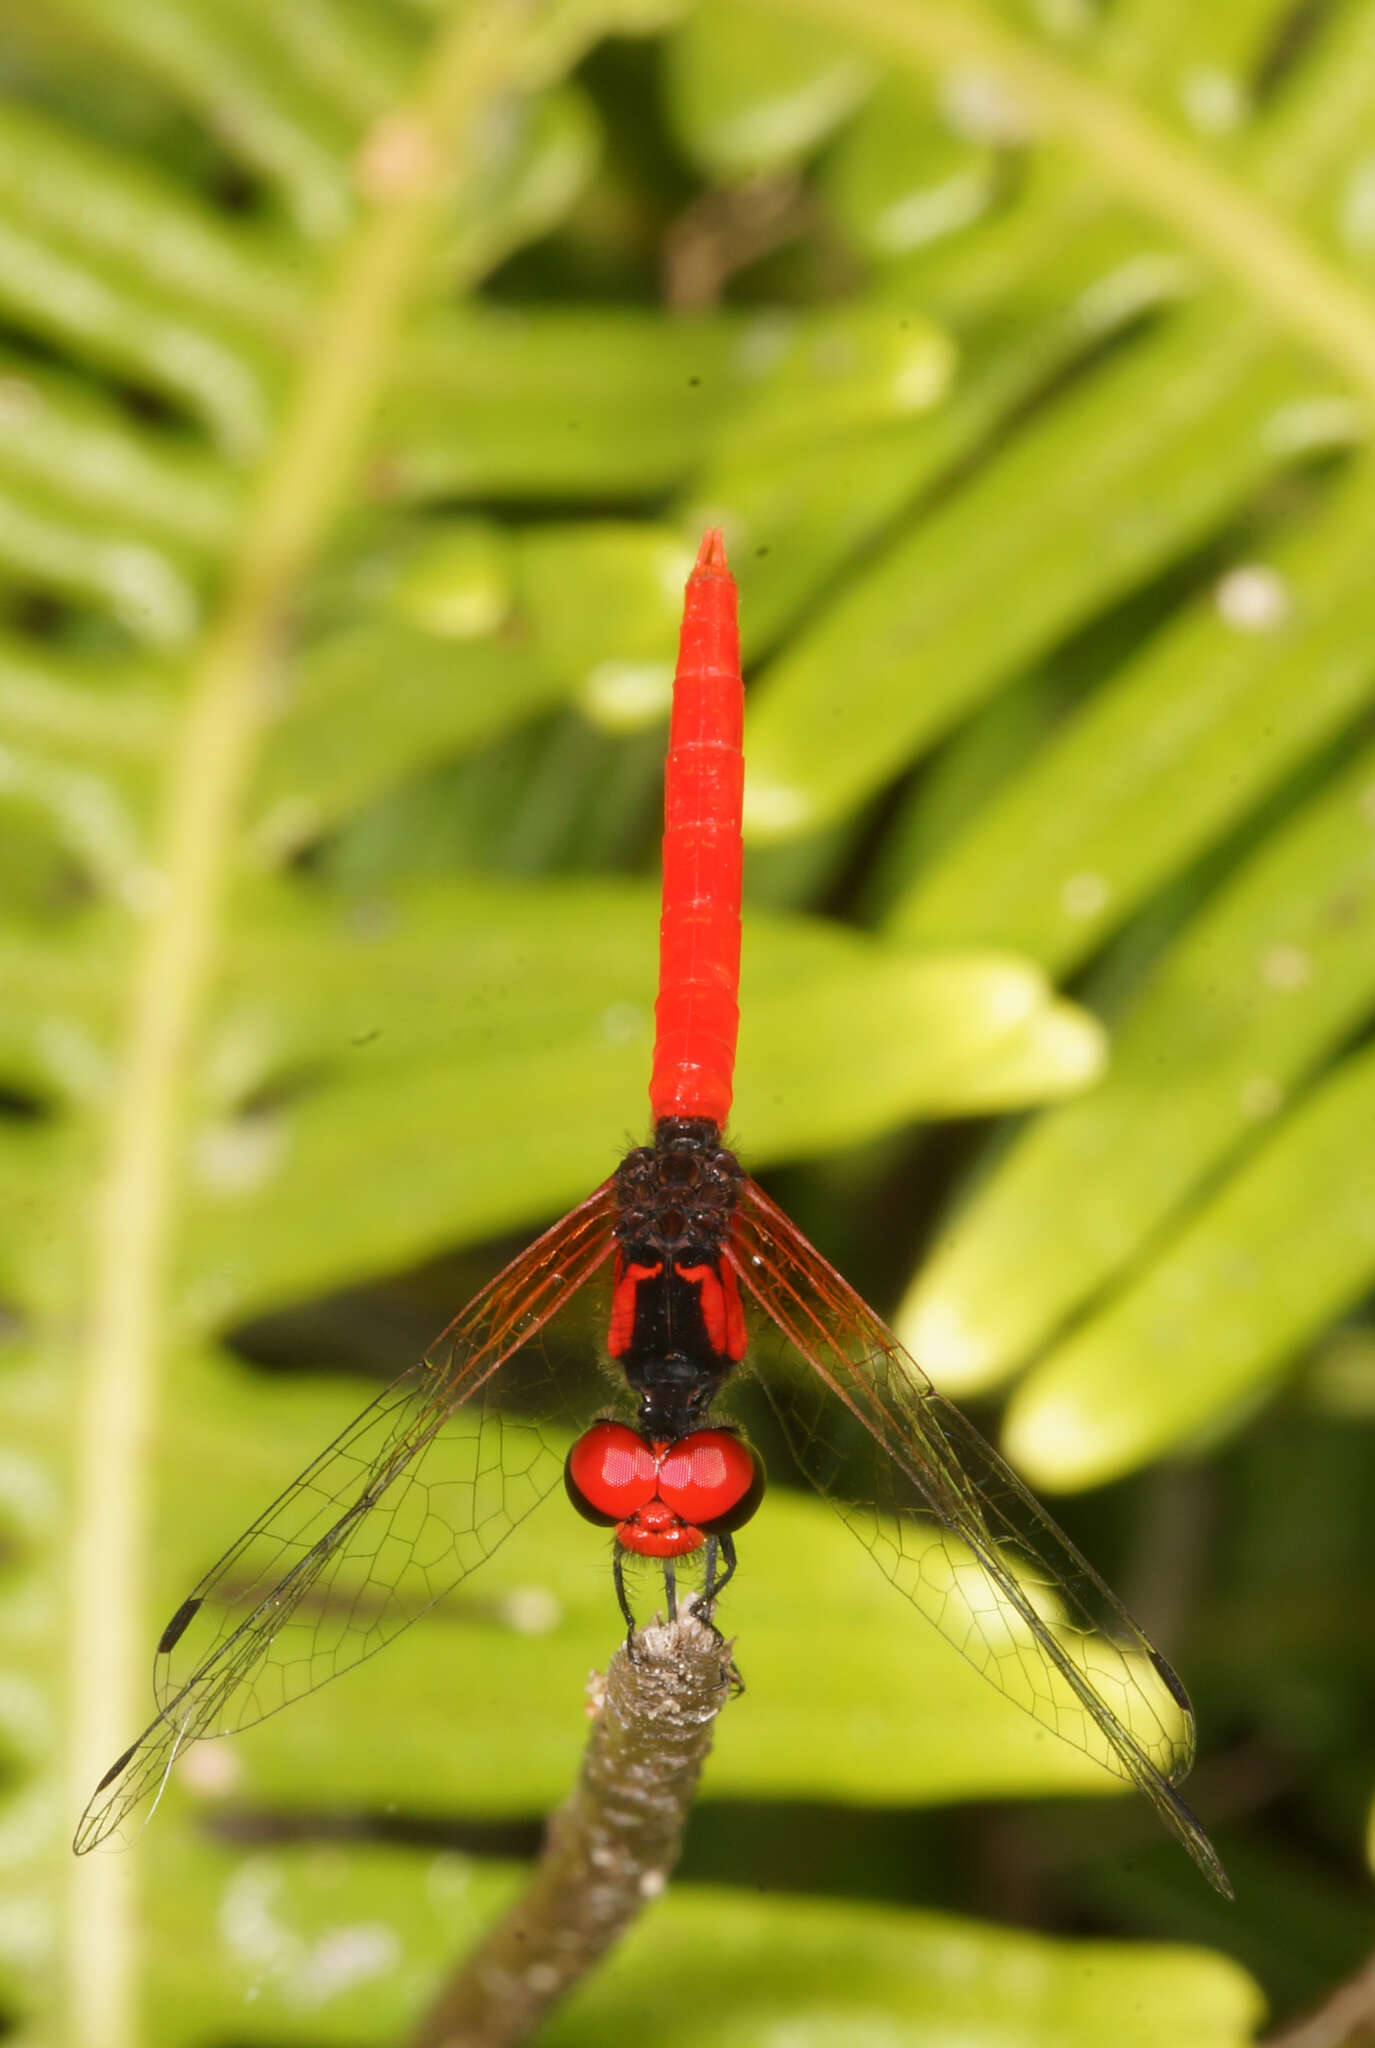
[657,1430,762,1533]
[565,1421,659,1527]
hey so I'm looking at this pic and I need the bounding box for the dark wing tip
[93,1739,139,1796]
[1148,1645,1193,1716]
[157,1594,202,1656]
[73,1739,141,1852]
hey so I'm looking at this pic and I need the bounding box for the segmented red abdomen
[648,529,743,1129]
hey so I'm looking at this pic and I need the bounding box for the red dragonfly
[76,533,1230,1897]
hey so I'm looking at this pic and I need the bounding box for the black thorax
[612,1118,743,1437]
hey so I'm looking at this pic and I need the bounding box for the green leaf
[141,1853,1263,2046]
[443,82,603,278]
[901,732,1375,1393]
[823,73,1000,259]
[664,0,873,177]
[0,92,306,333]
[999,1037,1375,1489]
[249,622,570,858]
[515,519,689,724]
[743,307,1323,840]
[887,460,1375,973]
[0,347,238,559]
[548,1889,1262,2048]
[47,0,364,237]
[0,473,203,645]
[383,304,750,498]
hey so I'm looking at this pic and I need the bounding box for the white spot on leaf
[1215,565,1290,632]
[600,1001,647,1048]
[497,1585,562,1635]
[219,1860,400,2011]
[742,778,812,838]
[1179,67,1247,135]
[195,1112,288,1195]
[1060,871,1110,920]
[1260,943,1312,990]
[582,659,672,730]
[942,67,1033,145]
[1240,1075,1284,1120]
[1340,156,1375,252]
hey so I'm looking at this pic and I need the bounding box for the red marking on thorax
[649,530,743,1129]
[675,1261,746,1361]
[608,1255,662,1358]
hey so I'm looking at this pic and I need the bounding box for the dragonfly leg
[684,1533,734,1645]
[664,1558,678,1622]
[691,1535,743,1689]
[613,1549,639,1653]
[703,1530,736,1607]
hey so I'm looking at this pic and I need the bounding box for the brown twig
[662,174,812,309]
[410,1614,738,2048]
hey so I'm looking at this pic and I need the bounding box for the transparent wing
[75,1179,619,1854]
[729,1176,1230,1898]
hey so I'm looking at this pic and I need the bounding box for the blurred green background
[3,0,1374,2041]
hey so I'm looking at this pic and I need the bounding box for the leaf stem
[753,0,1375,405]
[63,7,538,2043]
[411,1617,737,2048]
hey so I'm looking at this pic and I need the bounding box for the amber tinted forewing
[74,1180,619,1854]
[728,1178,1230,1898]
